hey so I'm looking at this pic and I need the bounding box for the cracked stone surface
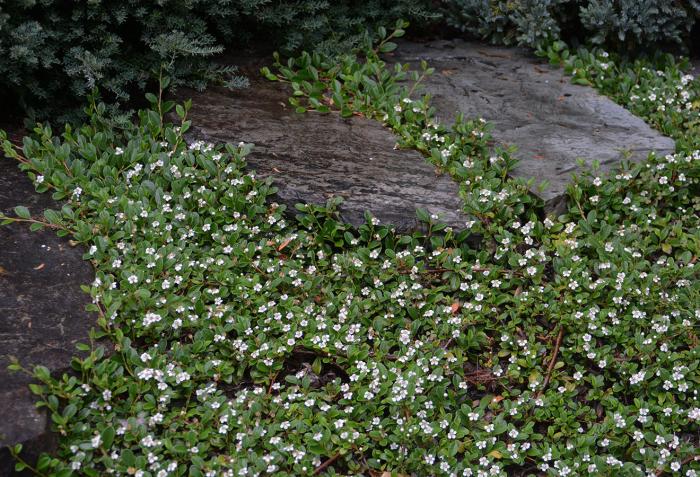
[0,157,95,475]
[393,40,677,211]
[177,59,470,232]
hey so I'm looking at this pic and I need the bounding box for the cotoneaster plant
[0,23,699,477]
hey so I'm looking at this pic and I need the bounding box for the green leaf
[260,67,278,81]
[379,42,397,53]
[14,206,30,219]
[122,449,135,467]
[135,289,151,299]
[34,365,50,381]
[63,403,77,420]
[416,208,430,223]
[44,209,62,224]
[572,78,592,86]
[101,426,115,449]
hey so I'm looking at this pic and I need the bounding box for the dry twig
[536,326,564,398]
[314,453,341,475]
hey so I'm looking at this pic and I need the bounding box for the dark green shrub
[0,0,436,118]
[0,1,236,117]
[444,0,572,47]
[445,0,700,52]
[579,0,695,50]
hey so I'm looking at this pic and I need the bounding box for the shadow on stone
[0,157,96,476]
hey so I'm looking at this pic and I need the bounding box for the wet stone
[179,65,470,232]
[393,40,676,212]
[0,157,96,475]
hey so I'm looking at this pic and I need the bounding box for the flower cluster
[565,48,700,151]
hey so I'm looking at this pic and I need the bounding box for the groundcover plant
[1,22,699,477]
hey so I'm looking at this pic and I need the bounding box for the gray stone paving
[0,157,95,475]
[393,40,676,211]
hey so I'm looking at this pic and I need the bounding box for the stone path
[0,157,95,475]
[393,40,676,211]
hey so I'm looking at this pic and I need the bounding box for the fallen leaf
[492,395,504,403]
[0,266,6,276]
[487,450,503,459]
[33,263,45,270]
[272,167,282,173]
[450,302,460,314]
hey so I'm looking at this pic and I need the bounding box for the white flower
[143,312,161,327]
[629,370,645,385]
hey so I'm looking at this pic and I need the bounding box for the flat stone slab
[0,157,95,474]
[178,65,469,232]
[393,40,676,210]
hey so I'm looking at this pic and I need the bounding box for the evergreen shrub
[0,0,436,117]
[445,0,700,52]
